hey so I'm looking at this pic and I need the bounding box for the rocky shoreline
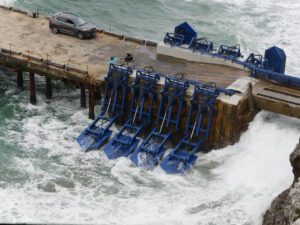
[263,139,300,225]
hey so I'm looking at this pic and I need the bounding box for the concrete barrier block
[22,53,43,62]
[65,65,88,74]
[124,36,146,45]
[0,48,21,55]
[43,60,65,69]
[146,41,157,47]
[103,30,124,39]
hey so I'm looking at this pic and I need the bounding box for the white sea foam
[0,92,299,225]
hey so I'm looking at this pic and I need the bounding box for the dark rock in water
[53,178,76,189]
[263,138,300,225]
[38,182,56,193]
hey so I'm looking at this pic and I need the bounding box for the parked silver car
[49,12,97,39]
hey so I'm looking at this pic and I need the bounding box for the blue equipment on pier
[264,46,286,74]
[130,77,189,167]
[174,22,197,45]
[160,83,219,174]
[190,37,214,52]
[76,64,131,151]
[103,69,160,159]
[164,22,197,46]
[163,33,185,47]
[245,53,266,68]
[218,44,242,58]
[156,77,189,130]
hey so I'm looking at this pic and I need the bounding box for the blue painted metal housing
[174,22,197,45]
[103,69,160,159]
[160,83,219,174]
[264,46,286,74]
[76,64,132,151]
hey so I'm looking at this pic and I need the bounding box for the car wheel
[52,26,59,34]
[77,32,84,40]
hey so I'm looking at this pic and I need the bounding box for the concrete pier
[0,5,299,152]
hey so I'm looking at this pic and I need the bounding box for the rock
[263,139,300,225]
[262,188,291,225]
[290,139,300,181]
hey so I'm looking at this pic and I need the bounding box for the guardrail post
[17,71,23,88]
[29,72,36,105]
[80,87,86,108]
[89,88,95,119]
[45,77,52,99]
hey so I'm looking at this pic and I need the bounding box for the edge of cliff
[262,139,300,225]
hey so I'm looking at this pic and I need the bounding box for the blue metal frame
[102,64,132,114]
[130,77,189,167]
[103,68,160,159]
[163,32,184,47]
[189,37,214,53]
[160,84,218,174]
[130,128,172,167]
[245,53,266,68]
[76,64,132,151]
[218,44,242,58]
[129,69,160,122]
[103,119,146,159]
[156,77,189,131]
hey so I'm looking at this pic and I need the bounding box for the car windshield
[74,17,86,26]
